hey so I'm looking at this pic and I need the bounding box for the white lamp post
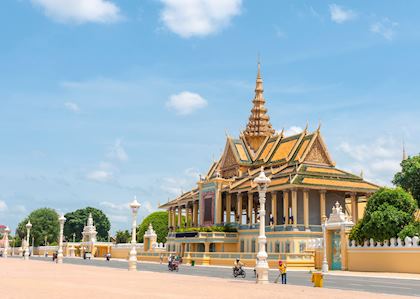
[4,226,10,258]
[128,197,141,271]
[57,213,66,264]
[322,221,329,273]
[24,220,32,260]
[253,167,271,284]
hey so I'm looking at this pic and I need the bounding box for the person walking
[274,260,287,284]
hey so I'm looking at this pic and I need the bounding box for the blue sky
[1,0,419,233]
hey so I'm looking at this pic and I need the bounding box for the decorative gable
[304,137,332,165]
[220,142,240,178]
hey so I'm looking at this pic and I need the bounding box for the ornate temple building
[159,64,379,267]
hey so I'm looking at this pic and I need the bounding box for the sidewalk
[0,259,413,299]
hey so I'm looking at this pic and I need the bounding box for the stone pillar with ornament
[144,223,158,252]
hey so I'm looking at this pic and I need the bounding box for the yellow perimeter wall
[347,248,420,274]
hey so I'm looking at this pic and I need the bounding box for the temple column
[168,208,172,228]
[320,190,326,223]
[177,206,182,228]
[237,193,243,224]
[248,192,253,224]
[351,193,358,222]
[271,191,277,225]
[291,189,298,231]
[193,201,198,227]
[303,189,310,231]
[283,190,289,226]
[226,193,232,223]
[171,208,176,228]
[216,189,222,224]
[187,206,192,227]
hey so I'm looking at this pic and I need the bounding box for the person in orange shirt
[274,260,287,284]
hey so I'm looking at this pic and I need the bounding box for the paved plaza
[1,258,419,299]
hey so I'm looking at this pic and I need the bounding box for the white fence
[349,236,420,248]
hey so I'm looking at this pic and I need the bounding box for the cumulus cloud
[284,126,303,137]
[160,0,242,38]
[0,200,8,212]
[161,168,201,196]
[64,101,80,113]
[166,91,208,115]
[329,4,356,24]
[337,136,403,186]
[107,139,128,162]
[30,0,121,24]
[142,201,155,214]
[370,18,398,40]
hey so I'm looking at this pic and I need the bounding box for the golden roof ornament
[243,62,275,151]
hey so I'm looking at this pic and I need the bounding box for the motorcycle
[233,267,246,278]
[168,261,179,272]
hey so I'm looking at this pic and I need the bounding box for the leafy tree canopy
[115,230,131,244]
[137,211,168,243]
[64,207,110,242]
[16,208,59,246]
[349,187,417,243]
[393,155,420,207]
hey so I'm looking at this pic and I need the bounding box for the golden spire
[243,62,275,152]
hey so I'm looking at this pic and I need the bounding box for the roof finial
[317,121,322,132]
[304,121,309,133]
[360,169,364,178]
[403,139,408,161]
[243,60,275,151]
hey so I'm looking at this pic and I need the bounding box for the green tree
[393,155,420,207]
[16,208,59,246]
[137,211,168,243]
[64,207,110,242]
[115,230,131,244]
[350,188,417,243]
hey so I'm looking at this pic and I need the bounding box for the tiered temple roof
[160,64,378,209]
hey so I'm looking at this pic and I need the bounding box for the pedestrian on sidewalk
[274,260,287,284]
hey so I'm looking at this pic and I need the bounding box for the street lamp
[57,213,66,264]
[128,197,141,271]
[4,226,10,258]
[24,220,32,260]
[253,166,271,284]
[321,220,329,273]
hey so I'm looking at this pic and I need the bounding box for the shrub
[398,222,420,240]
[349,187,417,242]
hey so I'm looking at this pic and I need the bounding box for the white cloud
[337,136,403,186]
[338,136,396,162]
[370,18,398,40]
[161,168,201,196]
[284,126,303,137]
[30,0,121,24]
[64,101,80,113]
[0,200,8,212]
[166,91,208,115]
[160,0,242,38]
[329,4,356,24]
[142,201,155,214]
[107,139,128,162]
[87,170,113,182]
